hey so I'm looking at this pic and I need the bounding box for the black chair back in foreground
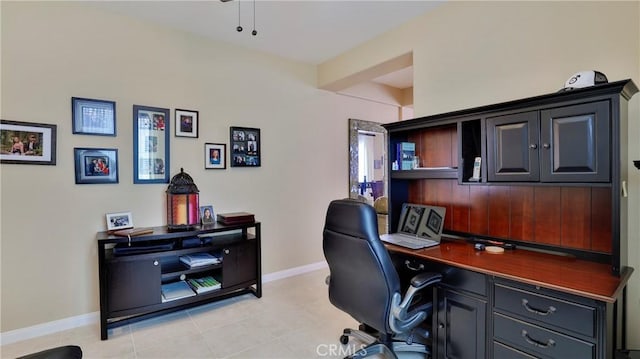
[323,199,441,358]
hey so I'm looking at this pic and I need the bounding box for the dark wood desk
[386,239,633,359]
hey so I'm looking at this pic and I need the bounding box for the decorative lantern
[166,168,200,231]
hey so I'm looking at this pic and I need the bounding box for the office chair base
[341,328,429,359]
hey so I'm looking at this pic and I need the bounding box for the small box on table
[217,212,255,225]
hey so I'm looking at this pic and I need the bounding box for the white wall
[320,0,640,348]
[0,2,399,333]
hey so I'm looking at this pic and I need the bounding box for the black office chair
[323,199,442,359]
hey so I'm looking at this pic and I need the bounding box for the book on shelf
[396,142,416,170]
[110,227,154,237]
[187,276,221,294]
[179,252,221,268]
[161,281,196,302]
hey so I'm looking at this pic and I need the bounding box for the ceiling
[91,1,443,89]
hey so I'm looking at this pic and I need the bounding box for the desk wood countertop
[386,239,633,303]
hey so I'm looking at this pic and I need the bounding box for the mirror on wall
[348,119,389,233]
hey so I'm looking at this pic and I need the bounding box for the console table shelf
[97,221,261,340]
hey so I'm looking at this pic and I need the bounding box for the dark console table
[97,221,261,340]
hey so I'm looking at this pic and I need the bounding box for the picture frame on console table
[72,97,116,136]
[200,205,215,224]
[105,211,133,231]
[230,126,260,167]
[0,120,57,165]
[74,147,119,184]
[133,105,170,183]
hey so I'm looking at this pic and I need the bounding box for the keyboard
[380,233,438,249]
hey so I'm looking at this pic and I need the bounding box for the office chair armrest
[389,272,441,334]
[410,272,442,290]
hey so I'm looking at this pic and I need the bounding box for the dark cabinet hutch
[384,80,637,359]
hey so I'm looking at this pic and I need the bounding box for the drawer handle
[522,330,556,348]
[522,299,556,316]
[404,260,424,271]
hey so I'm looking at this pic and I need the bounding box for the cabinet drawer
[494,284,596,337]
[494,313,595,359]
[493,341,537,358]
[393,256,487,297]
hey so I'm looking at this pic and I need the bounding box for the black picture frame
[72,97,116,136]
[0,119,57,165]
[205,143,226,169]
[230,126,260,167]
[74,147,119,184]
[133,105,170,183]
[175,109,199,138]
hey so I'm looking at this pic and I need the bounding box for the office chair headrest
[324,199,379,241]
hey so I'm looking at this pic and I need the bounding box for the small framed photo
[133,105,170,183]
[175,109,198,138]
[72,97,116,136]
[200,205,215,225]
[230,126,260,167]
[74,147,119,184]
[205,143,226,169]
[0,120,57,165]
[106,211,133,231]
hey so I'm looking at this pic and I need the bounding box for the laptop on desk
[380,203,446,250]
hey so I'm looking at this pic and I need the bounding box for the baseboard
[0,312,98,346]
[0,260,328,346]
[262,260,328,283]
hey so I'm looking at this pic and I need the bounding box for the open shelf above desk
[391,167,458,180]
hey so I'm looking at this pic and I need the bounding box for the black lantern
[166,168,200,231]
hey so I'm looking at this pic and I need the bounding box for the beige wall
[0,2,400,333]
[321,1,640,347]
[3,0,640,347]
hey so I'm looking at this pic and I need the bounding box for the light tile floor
[1,270,372,359]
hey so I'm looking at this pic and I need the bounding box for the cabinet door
[222,240,257,288]
[107,258,161,312]
[540,101,609,182]
[436,288,487,359]
[487,112,540,181]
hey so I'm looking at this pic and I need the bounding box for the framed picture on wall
[74,147,119,184]
[204,143,226,169]
[72,97,116,136]
[133,105,170,183]
[0,120,57,165]
[175,109,198,138]
[230,126,260,167]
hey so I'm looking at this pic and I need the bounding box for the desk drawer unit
[494,283,596,337]
[493,280,603,359]
[494,313,595,358]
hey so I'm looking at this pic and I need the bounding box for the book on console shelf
[110,227,154,237]
[179,252,221,268]
[161,280,196,302]
[217,212,255,225]
[187,276,221,294]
